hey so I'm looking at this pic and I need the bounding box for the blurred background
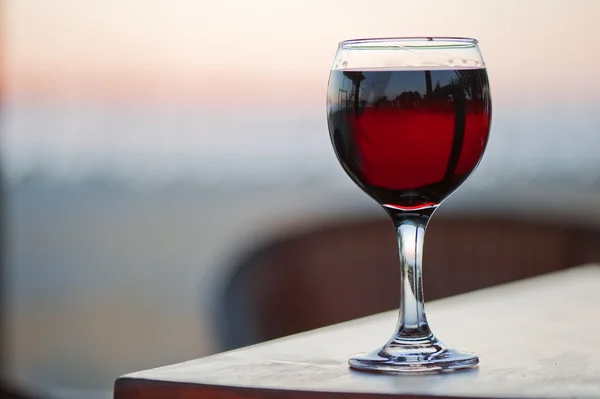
[2,0,600,398]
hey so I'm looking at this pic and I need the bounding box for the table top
[115,264,600,399]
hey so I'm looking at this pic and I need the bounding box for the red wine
[327,68,491,210]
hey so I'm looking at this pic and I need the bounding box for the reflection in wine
[328,68,491,210]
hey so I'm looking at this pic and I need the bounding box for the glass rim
[339,37,479,49]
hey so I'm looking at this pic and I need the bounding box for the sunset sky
[2,0,600,187]
[4,0,599,107]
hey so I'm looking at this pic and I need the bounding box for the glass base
[349,336,479,373]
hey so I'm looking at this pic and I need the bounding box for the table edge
[115,376,530,399]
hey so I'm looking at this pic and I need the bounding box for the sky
[4,0,600,107]
[2,0,600,187]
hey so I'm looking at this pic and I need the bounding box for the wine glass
[326,37,491,373]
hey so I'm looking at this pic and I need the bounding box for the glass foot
[349,336,478,373]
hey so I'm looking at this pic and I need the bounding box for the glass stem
[388,208,436,341]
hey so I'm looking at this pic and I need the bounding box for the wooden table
[115,264,600,399]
